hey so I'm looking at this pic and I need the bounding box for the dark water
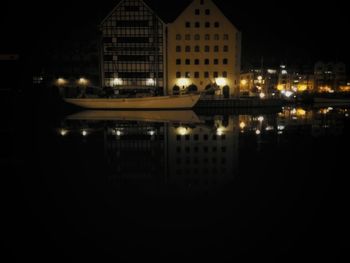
[6,103,349,261]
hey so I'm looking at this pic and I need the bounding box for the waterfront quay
[196,97,283,109]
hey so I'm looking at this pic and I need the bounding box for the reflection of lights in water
[259,93,266,99]
[82,130,88,137]
[258,116,264,122]
[278,131,283,135]
[116,130,122,136]
[346,114,349,117]
[256,130,261,135]
[296,108,306,116]
[284,91,294,98]
[60,129,68,136]
[177,127,190,136]
[239,122,246,129]
[278,125,285,131]
[291,108,297,115]
[266,126,274,131]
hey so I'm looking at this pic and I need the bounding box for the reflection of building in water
[167,116,239,193]
[104,122,166,187]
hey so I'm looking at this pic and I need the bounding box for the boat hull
[64,94,200,110]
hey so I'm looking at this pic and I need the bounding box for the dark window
[176,72,181,78]
[223,34,229,40]
[195,59,200,65]
[205,34,210,40]
[115,20,149,27]
[118,55,149,62]
[205,9,210,15]
[205,59,209,65]
[204,135,209,141]
[195,9,200,15]
[205,46,210,52]
[176,46,181,52]
[205,22,210,28]
[214,46,219,52]
[223,59,228,65]
[224,46,229,52]
[204,72,209,78]
[104,55,113,61]
[185,46,191,52]
[176,34,182,40]
[214,22,220,27]
[124,6,140,12]
[214,59,219,65]
[223,71,228,77]
[186,22,191,28]
[200,0,204,5]
[195,46,200,52]
[185,34,191,40]
[103,37,113,43]
[214,34,219,40]
[214,72,219,78]
[194,134,199,141]
[194,72,200,78]
[117,37,149,43]
[176,59,181,65]
[185,59,190,65]
[185,72,191,78]
[194,34,200,40]
[195,22,200,28]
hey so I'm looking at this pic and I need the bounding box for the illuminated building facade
[100,0,166,95]
[314,61,347,93]
[167,0,241,98]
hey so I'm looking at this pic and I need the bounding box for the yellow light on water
[239,122,246,129]
[296,108,306,116]
[297,85,308,92]
[277,84,285,91]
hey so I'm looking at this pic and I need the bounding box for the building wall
[100,0,166,95]
[167,0,241,97]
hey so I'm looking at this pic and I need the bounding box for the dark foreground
[3,90,348,262]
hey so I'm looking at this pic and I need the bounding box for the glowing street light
[113,78,123,86]
[59,129,68,136]
[82,130,88,137]
[239,122,246,129]
[215,78,227,86]
[146,78,156,86]
[241,79,248,86]
[259,93,266,99]
[56,78,67,86]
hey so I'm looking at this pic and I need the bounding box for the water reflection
[56,107,349,194]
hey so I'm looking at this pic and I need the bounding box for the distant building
[100,0,166,96]
[167,0,241,98]
[314,61,347,93]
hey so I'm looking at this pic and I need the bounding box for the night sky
[2,0,350,68]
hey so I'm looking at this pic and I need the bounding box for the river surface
[6,103,349,261]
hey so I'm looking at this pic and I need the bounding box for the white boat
[66,110,202,124]
[64,94,201,110]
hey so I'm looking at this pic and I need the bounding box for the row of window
[176,45,229,52]
[194,8,211,16]
[176,34,229,41]
[176,158,227,165]
[176,71,228,78]
[176,58,229,65]
[185,21,220,28]
[176,145,228,153]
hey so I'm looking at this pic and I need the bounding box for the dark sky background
[2,0,350,69]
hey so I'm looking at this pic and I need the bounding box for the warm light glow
[177,127,190,136]
[297,85,308,92]
[258,116,264,122]
[78,78,88,86]
[259,93,266,99]
[60,129,68,136]
[277,84,285,91]
[239,122,246,129]
[216,128,224,136]
[256,130,261,135]
[319,86,334,93]
[339,86,350,92]
[116,130,122,136]
[146,78,156,86]
[284,91,294,98]
[296,108,306,116]
[113,78,123,86]
[148,130,156,136]
[241,79,248,85]
[281,70,288,75]
[215,78,227,86]
[278,125,285,131]
[56,78,67,86]
[82,130,88,137]
[177,78,190,87]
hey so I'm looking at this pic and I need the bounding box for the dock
[195,98,284,109]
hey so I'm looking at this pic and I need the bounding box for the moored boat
[64,94,201,110]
